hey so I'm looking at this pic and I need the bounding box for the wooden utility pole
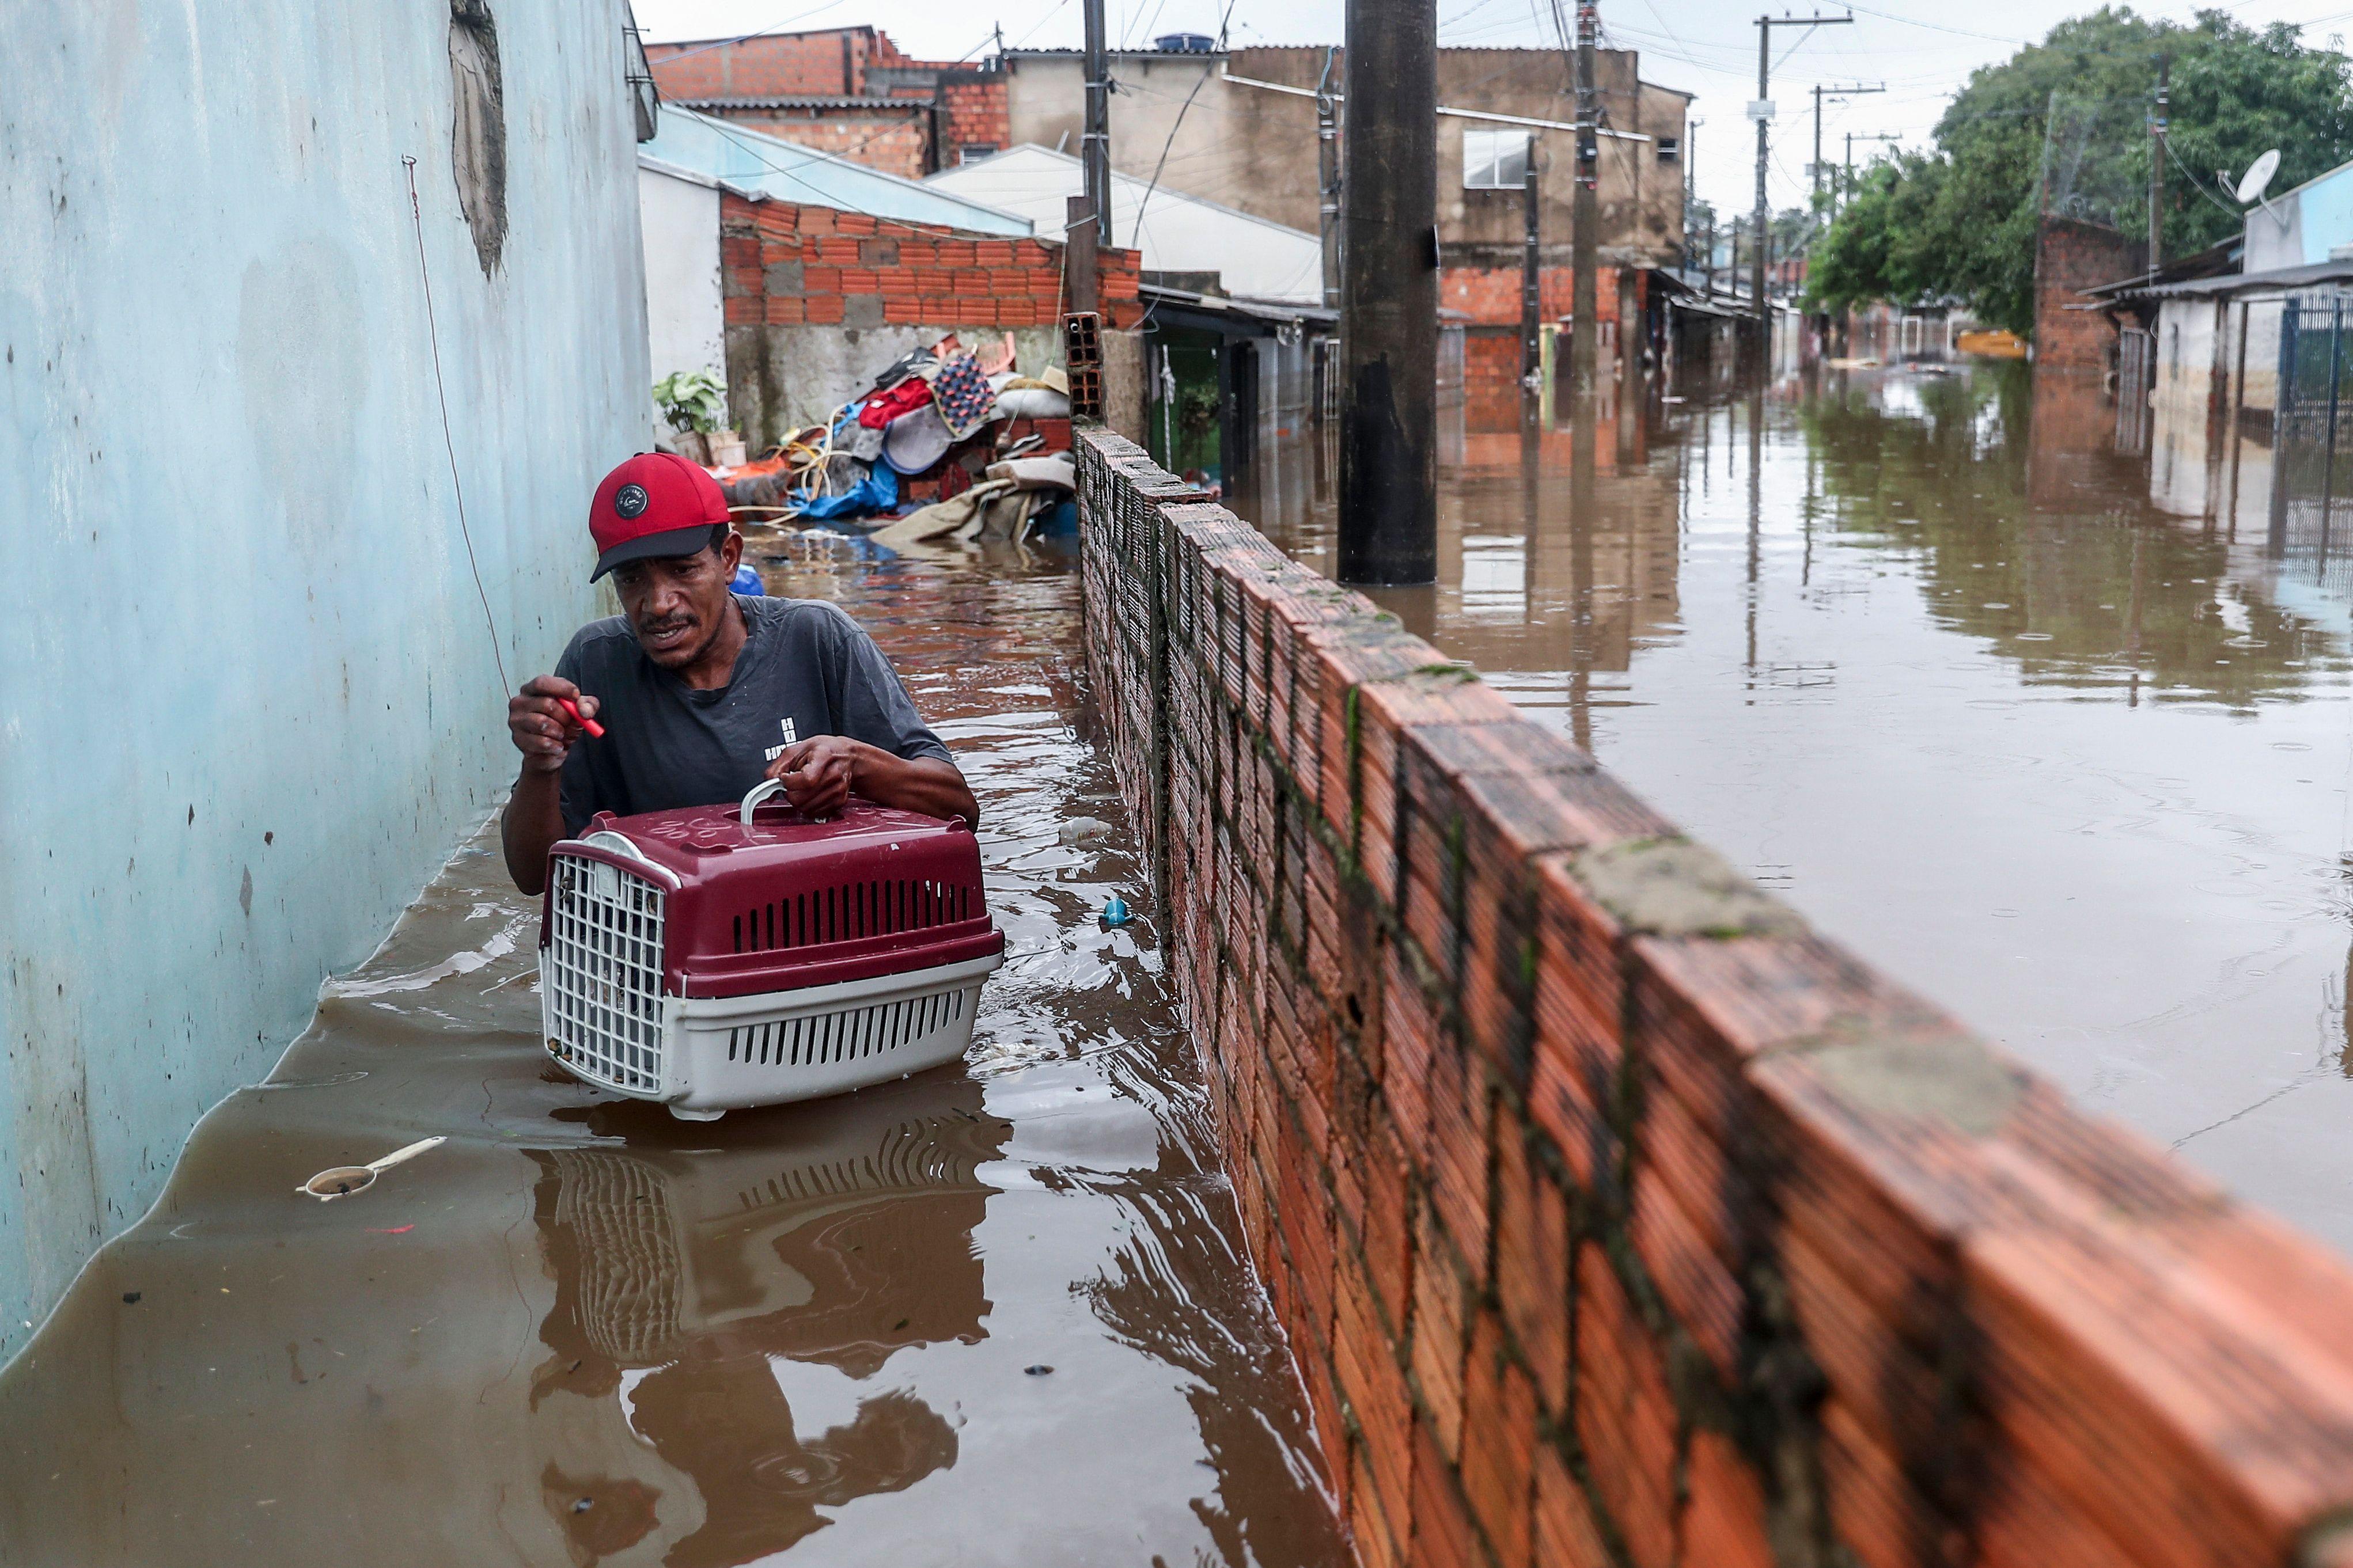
[1750,14,1852,354]
[1571,0,1600,393]
[1081,0,1111,245]
[2149,53,2169,272]
[1337,0,1437,584]
[1522,144,1543,394]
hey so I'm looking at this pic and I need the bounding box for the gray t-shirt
[554,595,952,833]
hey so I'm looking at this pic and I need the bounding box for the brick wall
[719,192,1138,332]
[2035,216,2138,373]
[937,76,1011,156]
[1075,426,2353,1568]
[1441,266,1620,330]
[647,26,907,99]
[705,107,930,180]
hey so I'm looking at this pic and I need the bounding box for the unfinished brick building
[646,28,1010,182]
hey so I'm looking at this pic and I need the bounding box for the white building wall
[639,162,727,401]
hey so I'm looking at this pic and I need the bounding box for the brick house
[646,27,1010,181]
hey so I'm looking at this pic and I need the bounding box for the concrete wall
[1078,425,2353,1568]
[640,164,726,393]
[0,0,649,1361]
[1002,47,1687,269]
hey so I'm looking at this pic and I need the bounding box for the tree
[1805,8,2353,335]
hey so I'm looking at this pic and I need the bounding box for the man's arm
[766,735,980,826]
[502,675,598,894]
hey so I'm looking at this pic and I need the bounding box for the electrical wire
[400,154,510,698]
[1129,0,1238,248]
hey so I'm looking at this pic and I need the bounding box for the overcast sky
[636,0,2353,219]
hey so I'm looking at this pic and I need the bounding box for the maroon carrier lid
[542,794,1001,1000]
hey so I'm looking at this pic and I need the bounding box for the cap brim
[590,524,722,582]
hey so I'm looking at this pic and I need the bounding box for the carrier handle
[740,777,790,826]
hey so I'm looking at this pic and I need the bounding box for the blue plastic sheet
[794,462,898,521]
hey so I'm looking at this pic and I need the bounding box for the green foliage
[1805,8,2353,335]
[653,370,728,435]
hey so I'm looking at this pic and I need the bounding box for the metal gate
[2268,293,2353,594]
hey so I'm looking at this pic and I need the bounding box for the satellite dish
[2236,149,2282,205]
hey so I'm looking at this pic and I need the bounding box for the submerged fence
[2272,292,2353,594]
[1077,425,2353,1568]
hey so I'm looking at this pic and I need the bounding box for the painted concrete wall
[926,145,1325,303]
[1001,47,1688,268]
[0,0,649,1360]
[2245,161,2353,271]
[640,161,727,391]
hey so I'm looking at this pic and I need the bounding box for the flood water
[0,531,1345,1566]
[1237,363,2353,1256]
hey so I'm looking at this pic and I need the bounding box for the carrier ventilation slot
[723,988,968,1066]
[730,878,978,954]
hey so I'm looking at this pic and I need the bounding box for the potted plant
[654,370,736,466]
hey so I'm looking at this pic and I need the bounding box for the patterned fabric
[930,351,996,441]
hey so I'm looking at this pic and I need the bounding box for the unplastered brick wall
[1075,424,2353,1568]
[719,192,1139,331]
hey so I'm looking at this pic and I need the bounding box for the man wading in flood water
[501,452,979,894]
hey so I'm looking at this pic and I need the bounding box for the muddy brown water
[1240,364,2353,1255]
[0,531,1347,1566]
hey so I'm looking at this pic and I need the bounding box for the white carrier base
[544,951,1002,1118]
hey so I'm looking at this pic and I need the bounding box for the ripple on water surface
[0,532,1344,1567]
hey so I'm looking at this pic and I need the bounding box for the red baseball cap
[588,452,730,580]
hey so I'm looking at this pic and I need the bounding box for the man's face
[612,529,744,670]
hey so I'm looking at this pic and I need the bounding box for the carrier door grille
[546,855,667,1092]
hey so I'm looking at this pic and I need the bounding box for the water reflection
[526,1086,1003,1563]
[1233,362,2353,1255]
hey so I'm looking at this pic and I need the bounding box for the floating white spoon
[298,1136,446,1201]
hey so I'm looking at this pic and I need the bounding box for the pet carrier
[539,780,1002,1118]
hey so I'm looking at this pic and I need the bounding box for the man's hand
[766,735,858,819]
[509,675,598,777]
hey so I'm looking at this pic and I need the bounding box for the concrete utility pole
[1571,0,1600,394]
[1750,13,1852,354]
[1522,145,1543,393]
[1081,0,1112,246]
[1317,46,1342,312]
[1067,195,1099,315]
[1841,128,1898,217]
[1337,0,1437,585]
[1811,83,1881,209]
[2149,53,2169,272]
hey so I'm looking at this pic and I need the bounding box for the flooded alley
[0,536,1346,1568]
[1237,362,2353,1256]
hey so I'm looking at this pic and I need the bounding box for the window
[957,143,999,164]
[1462,128,1531,190]
[1656,136,1680,162]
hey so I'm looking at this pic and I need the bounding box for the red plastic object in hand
[559,697,606,739]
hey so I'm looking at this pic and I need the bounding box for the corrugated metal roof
[638,107,1033,237]
[2098,257,2353,302]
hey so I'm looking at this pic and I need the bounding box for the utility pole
[1338,0,1437,584]
[1316,46,1342,312]
[2148,52,2169,273]
[1810,83,1881,210]
[1571,0,1600,394]
[1522,143,1543,394]
[1081,0,1111,246]
[1684,118,1700,272]
[1841,128,1898,216]
[1750,13,1853,358]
